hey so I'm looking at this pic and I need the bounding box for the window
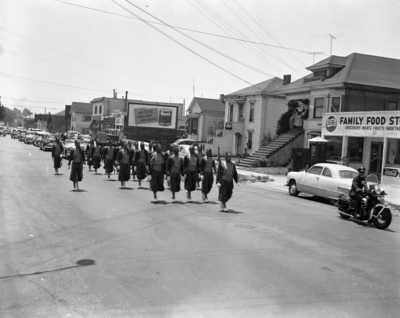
[188,118,198,135]
[308,166,323,175]
[249,103,254,122]
[228,104,234,122]
[347,137,364,162]
[322,168,332,177]
[82,115,91,122]
[339,170,358,179]
[387,101,399,111]
[330,97,340,112]
[326,136,343,160]
[94,106,98,114]
[313,97,324,118]
[82,127,90,134]
[314,70,327,78]
[99,105,103,114]
[247,132,253,149]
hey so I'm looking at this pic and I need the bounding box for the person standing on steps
[134,142,149,188]
[52,137,64,175]
[216,147,238,212]
[117,142,134,188]
[103,140,116,179]
[183,144,200,203]
[91,139,102,174]
[167,145,184,203]
[200,148,216,203]
[68,140,86,190]
[148,143,166,202]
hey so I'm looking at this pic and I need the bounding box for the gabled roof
[226,77,284,96]
[276,53,400,93]
[70,102,92,114]
[53,110,65,116]
[187,97,225,113]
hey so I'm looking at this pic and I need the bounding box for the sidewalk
[236,168,400,215]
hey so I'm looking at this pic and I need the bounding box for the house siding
[264,97,287,138]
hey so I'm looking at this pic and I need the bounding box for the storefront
[321,111,400,186]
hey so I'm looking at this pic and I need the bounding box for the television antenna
[306,52,324,64]
[315,33,345,56]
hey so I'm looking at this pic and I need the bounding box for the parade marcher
[117,142,134,187]
[148,143,166,202]
[134,142,149,188]
[183,144,200,202]
[103,140,117,179]
[68,140,86,190]
[91,139,102,174]
[216,147,238,212]
[200,148,216,203]
[86,140,93,170]
[164,144,173,189]
[196,144,204,189]
[349,166,367,217]
[51,137,64,175]
[167,145,184,203]
[132,141,139,180]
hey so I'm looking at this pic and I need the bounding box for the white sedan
[285,163,358,205]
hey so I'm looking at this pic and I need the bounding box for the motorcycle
[337,174,392,229]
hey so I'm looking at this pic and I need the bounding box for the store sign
[127,103,178,130]
[322,112,400,137]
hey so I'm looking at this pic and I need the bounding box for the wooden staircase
[236,129,304,167]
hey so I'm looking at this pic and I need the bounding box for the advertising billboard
[127,103,178,130]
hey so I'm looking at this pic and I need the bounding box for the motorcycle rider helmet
[357,167,366,173]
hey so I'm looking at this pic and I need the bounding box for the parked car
[62,139,87,158]
[172,138,197,146]
[178,144,199,159]
[80,134,92,143]
[285,163,358,205]
[24,133,36,144]
[39,135,57,151]
[18,131,27,142]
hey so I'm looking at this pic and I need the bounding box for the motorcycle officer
[350,166,367,217]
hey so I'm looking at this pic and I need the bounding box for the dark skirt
[93,156,101,169]
[87,154,93,166]
[202,171,214,195]
[118,163,131,182]
[54,155,62,169]
[136,162,147,180]
[170,172,181,192]
[151,170,165,192]
[184,170,197,192]
[218,179,234,203]
[105,158,114,174]
[70,161,83,182]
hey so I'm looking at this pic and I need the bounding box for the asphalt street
[0,136,399,318]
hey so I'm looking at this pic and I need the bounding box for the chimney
[219,94,225,103]
[124,91,128,112]
[283,75,291,85]
[113,89,116,98]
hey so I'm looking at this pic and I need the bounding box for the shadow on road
[219,210,243,214]
[119,187,134,190]
[69,189,87,193]
[0,259,96,280]
[54,174,64,176]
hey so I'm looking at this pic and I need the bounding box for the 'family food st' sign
[323,112,400,137]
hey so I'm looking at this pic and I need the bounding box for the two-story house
[275,53,400,177]
[70,102,92,134]
[223,77,287,156]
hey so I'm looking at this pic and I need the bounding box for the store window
[347,137,364,162]
[249,103,254,122]
[330,97,340,112]
[325,136,343,161]
[387,101,399,111]
[314,98,324,118]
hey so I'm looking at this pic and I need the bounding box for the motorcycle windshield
[366,174,379,190]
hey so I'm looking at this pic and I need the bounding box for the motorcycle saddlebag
[337,194,350,210]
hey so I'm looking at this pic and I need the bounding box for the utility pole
[329,34,336,56]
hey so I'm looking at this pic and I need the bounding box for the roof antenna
[329,34,336,56]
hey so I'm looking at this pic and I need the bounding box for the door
[317,167,337,199]
[235,133,242,155]
[298,165,323,194]
[369,142,383,175]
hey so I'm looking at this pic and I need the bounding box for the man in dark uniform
[51,137,64,175]
[350,166,367,217]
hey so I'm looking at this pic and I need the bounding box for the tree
[0,105,6,120]
[23,108,33,117]
[47,112,53,132]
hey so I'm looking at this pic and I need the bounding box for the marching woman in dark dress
[86,140,94,171]
[183,145,200,202]
[91,139,102,174]
[134,142,149,188]
[216,147,238,212]
[131,141,139,180]
[103,140,117,179]
[167,145,184,203]
[117,142,134,187]
[200,148,216,203]
[148,143,166,203]
[68,140,86,190]
[51,137,64,175]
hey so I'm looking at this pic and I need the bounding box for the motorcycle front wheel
[372,206,392,229]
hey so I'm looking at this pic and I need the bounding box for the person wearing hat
[117,141,134,187]
[200,148,216,203]
[103,140,117,179]
[349,166,367,217]
[134,142,149,188]
[91,139,103,174]
[167,145,184,202]
[183,144,200,202]
[148,143,166,202]
[51,137,64,175]
[68,140,86,190]
[216,147,238,212]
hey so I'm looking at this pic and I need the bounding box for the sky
[0,0,399,115]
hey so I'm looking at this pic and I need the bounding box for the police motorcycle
[337,174,392,229]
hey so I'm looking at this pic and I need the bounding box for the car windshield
[65,139,75,143]
[339,170,358,179]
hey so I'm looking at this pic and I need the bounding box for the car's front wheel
[288,180,299,196]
